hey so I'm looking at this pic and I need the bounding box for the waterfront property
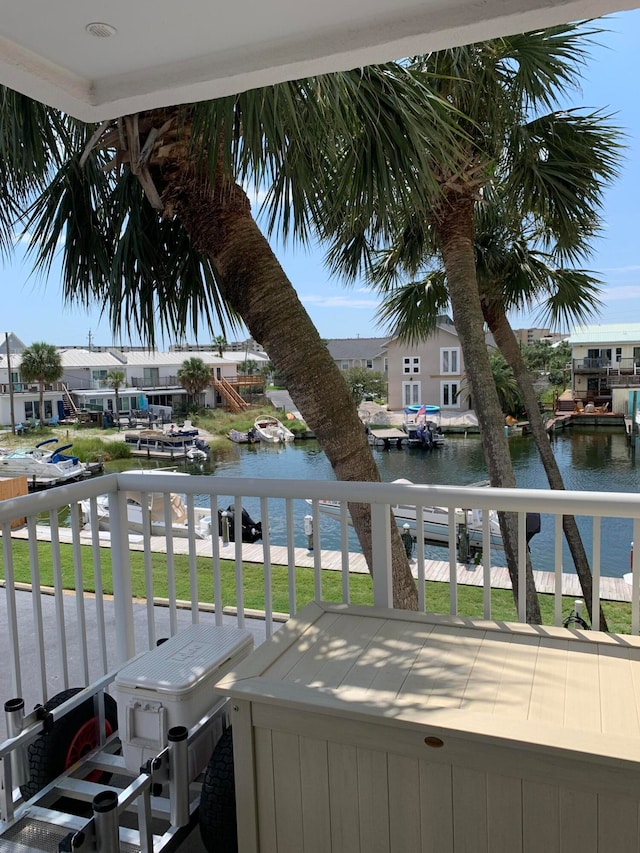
[569,322,640,414]
[0,341,270,425]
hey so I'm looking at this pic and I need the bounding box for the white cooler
[113,624,254,778]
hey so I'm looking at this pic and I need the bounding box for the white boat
[254,416,295,443]
[0,438,88,485]
[307,479,507,549]
[80,470,262,542]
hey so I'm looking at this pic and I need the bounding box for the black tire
[20,687,118,801]
[199,727,238,853]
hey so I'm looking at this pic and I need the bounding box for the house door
[402,382,421,407]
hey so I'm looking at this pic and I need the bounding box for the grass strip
[0,539,633,634]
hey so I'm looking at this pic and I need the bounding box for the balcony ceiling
[1,0,636,122]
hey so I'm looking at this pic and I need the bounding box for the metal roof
[568,324,640,345]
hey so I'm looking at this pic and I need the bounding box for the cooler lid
[114,624,254,695]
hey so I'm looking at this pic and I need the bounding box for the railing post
[108,487,136,662]
[370,503,393,608]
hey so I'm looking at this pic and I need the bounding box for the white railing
[1,473,640,716]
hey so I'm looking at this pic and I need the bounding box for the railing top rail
[1,471,640,525]
[115,472,640,519]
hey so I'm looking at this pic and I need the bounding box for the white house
[568,322,640,413]
[0,343,269,426]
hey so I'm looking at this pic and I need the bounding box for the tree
[8,69,461,610]
[374,175,619,629]
[106,369,126,428]
[328,24,621,623]
[19,342,62,424]
[177,358,211,408]
[343,367,387,403]
[213,336,227,357]
[488,352,523,416]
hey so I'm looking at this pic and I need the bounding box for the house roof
[1,0,625,122]
[568,323,640,345]
[326,338,390,360]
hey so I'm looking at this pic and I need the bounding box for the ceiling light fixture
[85,22,118,38]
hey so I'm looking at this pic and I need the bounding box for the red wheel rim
[65,718,113,782]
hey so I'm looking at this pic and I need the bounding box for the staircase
[61,383,79,419]
[212,378,250,413]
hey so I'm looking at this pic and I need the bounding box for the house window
[616,347,622,363]
[366,360,373,369]
[441,381,459,408]
[403,357,420,374]
[92,369,108,387]
[144,367,160,385]
[383,358,388,373]
[441,347,460,374]
[341,362,349,370]
[25,401,35,418]
[586,348,611,367]
[634,347,640,367]
[402,382,421,407]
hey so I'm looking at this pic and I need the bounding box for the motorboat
[254,416,295,443]
[403,419,445,449]
[228,428,258,444]
[0,438,88,485]
[306,478,540,551]
[80,470,262,542]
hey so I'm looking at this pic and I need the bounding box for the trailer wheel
[199,727,237,853]
[20,687,118,801]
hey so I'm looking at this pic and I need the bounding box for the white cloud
[302,294,380,309]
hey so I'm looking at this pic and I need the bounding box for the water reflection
[100,427,638,579]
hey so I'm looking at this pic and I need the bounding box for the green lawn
[0,539,633,634]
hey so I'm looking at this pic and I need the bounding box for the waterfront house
[0,344,269,425]
[569,323,640,414]
[385,317,496,412]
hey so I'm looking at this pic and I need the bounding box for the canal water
[112,426,640,578]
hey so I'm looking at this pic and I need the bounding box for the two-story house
[569,323,640,413]
[384,317,474,412]
[0,342,269,426]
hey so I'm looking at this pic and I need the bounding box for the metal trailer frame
[0,669,227,853]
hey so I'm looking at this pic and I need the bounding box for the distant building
[512,327,568,346]
[568,322,640,413]
[0,342,269,425]
[327,320,495,412]
[170,338,266,354]
[325,338,389,373]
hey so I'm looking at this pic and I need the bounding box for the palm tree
[8,68,460,610]
[213,336,227,358]
[106,369,126,429]
[177,358,212,409]
[19,342,62,425]
[373,178,619,628]
[326,24,621,622]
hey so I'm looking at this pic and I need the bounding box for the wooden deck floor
[12,525,634,604]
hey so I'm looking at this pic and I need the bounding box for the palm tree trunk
[483,303,608,631]
[436,195,541,623]
[161,167,418,610]
[39,383,44,426]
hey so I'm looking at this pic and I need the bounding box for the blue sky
[3,10,640,348]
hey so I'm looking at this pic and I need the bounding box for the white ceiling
[0,0,636,121]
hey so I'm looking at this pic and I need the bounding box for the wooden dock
[9,525,634,604]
